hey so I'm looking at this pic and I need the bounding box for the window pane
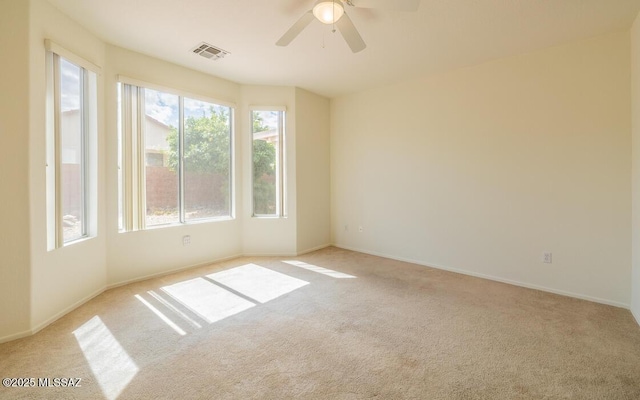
[183,98,231,220]
[252,111,280,216]
[144,88,179,226]
[60,58,84,242]
[117,83,123,231]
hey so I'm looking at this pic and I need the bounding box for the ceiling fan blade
[336,12,366,53]
[349,0,420,12]
[276,10,315,46]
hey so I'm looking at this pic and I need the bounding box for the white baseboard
[9,242,629,344]
[30,286,106,336]
[0,328,33,344]
[333,244,630,310]
[0,286,106,344]
[296,243,331,256]
[106,253,243,289]
[1,254,242,344]
[242,243,330,258]
[632,307,640,327]
[242,252,298,257]
[3,247,339,343]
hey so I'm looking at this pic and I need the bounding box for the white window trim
[45,41,99,249]
[45,40,101,75]
[118,75,236,109]
[250,107,286,218]
[118,81,235,231]
[249,105,287,112]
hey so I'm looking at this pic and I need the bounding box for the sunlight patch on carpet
[282,260,356,279]
[147,290,202,329]
[161,278,255,323]
[73,316,139,400]
[135,294,186,336]
[207,263,309,303]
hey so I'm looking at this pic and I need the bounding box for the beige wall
[632,13,640,323]
[295,88,331,254]
[0,0,32,341]
[28,0,108,333]
[331,32,631,307]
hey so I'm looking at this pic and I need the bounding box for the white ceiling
[47,0,640,98]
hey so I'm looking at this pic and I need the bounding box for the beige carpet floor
[1,247,640,399]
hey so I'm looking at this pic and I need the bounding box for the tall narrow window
[118,78,233,231]
[46,41,98,248]
[251,109,285,217]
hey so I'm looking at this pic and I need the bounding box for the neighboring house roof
[254,128,278,142]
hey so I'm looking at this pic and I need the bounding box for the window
[118,79,233,231]
[46,41,98,248]
[251,109,285,217]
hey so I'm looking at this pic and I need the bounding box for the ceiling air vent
[192,42,229,61]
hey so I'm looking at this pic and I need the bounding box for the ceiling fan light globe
[313,1,345,24]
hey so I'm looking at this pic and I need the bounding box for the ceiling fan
[276,0,420,53]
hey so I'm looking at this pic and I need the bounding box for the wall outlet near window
[183,235,191,246]
[542,251,552,264]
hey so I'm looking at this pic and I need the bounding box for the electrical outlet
[183,235,191,246]
[358,226,363,233]
[542,251,552,264]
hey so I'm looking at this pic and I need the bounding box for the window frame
[117,76,236,232]
[250,107,286,218]
[45,40,99,249]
